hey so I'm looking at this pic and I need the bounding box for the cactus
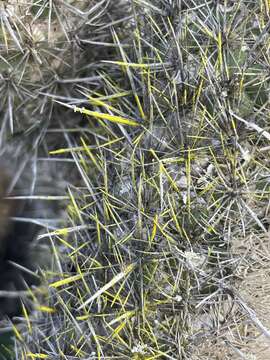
[0,0,270,359]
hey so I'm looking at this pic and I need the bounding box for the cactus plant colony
[0,1,270,359]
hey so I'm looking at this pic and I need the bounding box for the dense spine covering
[0,1,270,359]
